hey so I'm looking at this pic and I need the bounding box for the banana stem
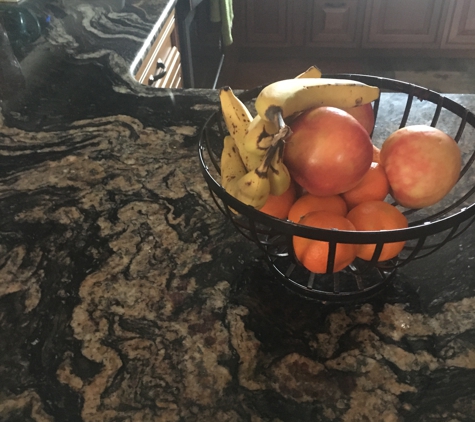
[269,109,292,148]
[256,147,274,175]
[257,110,292,176]
[260,133,286,174]
[274,110,286,131]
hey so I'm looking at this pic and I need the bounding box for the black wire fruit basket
[198,74,475,302]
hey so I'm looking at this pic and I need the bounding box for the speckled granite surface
[2,1,475,421]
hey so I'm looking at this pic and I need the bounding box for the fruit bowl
[198,74,475,302]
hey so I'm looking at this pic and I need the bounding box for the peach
[380,125,461,208]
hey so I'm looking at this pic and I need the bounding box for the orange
[260,182,297,219]
[341,162,390,209]
[293,211,357,274]
[373,145,381,164]
[288,193,348,223]
[346,200,408,262]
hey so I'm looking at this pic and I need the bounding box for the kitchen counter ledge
[2,1,475,421]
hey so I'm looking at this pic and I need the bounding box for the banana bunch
[218,65,381,211]
[218,83,294,205]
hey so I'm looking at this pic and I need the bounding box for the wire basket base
[264,253,397,303]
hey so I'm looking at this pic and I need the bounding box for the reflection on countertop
[1,1,475,422]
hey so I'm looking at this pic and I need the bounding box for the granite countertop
[2,1,475,421]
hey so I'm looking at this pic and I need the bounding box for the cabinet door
[363,0,445,48]
[442,0,475,49]
[242,0,291,45]
[306,0,365,47]
[135,11,180,86]
[153,46,183,88]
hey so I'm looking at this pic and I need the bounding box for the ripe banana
[254,78,381,124]
[219,86,263,171]
[220,135,247,190]
[222,134,289,210]
[268,141,291,196]
[226,157,271,210]
[243,65,324,157]
[219,86,252,140]
[243,116,277,157]
[294,65,322,79]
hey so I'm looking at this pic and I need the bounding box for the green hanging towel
[210,0,234,46]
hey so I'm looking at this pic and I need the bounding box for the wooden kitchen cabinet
[305,0,366,48]
[232,0,475,56]
[442,0,475,49]
[235,0,365,47]
[236,0,292,46]
[135,10,183,88]
[362,0,445,49]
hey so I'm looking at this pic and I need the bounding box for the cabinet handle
[148,59,167,85]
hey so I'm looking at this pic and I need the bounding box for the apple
[284,106,373,197]
[380,125,462,208]
[340,103,381,163]
[339,102,375,135]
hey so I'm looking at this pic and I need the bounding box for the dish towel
[210,0,234,46]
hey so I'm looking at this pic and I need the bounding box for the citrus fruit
[293,211,357,273]
[260,182,297,219]
[346,200,408,262]
[288,193,348,223]
[372,145,381,164]
[341,162,390,209]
